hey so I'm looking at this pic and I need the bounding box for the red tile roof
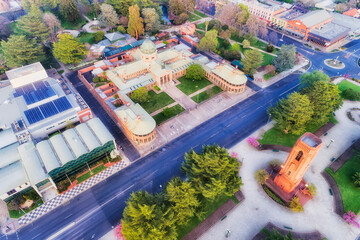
[343,8,358,17]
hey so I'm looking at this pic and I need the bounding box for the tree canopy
[99,3,120,27]
[53,34,87,64]
[300,70,330,89]
[128,4,144,39]
[241,49,263,76]
[59,0,80,23]
[142,8,160,33]
[130,87,149,103]
[272,45,296,72]
[197,30,218,52]
[185,64,205,81]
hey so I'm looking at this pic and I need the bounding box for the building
[274,132,322,193]
[314,0,336,12]
[79,39,248,144]
[0,118,117,202]
[238,0,288,22]
[180,21,196,35]
[0,62,92,141]
[343,8,359,18]
[0,0,10,11]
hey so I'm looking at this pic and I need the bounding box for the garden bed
[7,189,43,219]
[264,72,277,80]
[176,76,212,95]
[77,164,108,184]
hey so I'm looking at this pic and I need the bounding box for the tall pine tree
[127,4,144,39]
[60,0,80,23]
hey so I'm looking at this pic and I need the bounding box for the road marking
[31,233,41,239]
[46,222,76,240]
[64,214,73,220]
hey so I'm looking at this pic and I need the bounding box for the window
[7,189,16,195]
[294,27,299,31]
[301,29,305,33]
[287,24,292,28]
[295,151,303,161]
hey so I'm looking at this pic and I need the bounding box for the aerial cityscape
[0,0,359,239]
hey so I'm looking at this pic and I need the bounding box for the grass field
[78,32,96,44]
[194,10,207,18]
[139,90,175,113]
[77,165,107,184]
[8,200,44,219]
[259,115,338,147]
[191,86,222,103]
[326,153,360,214]
[188,14,202,22]
[60,16,87,30]
[337,80,360,93]
[196,22,206,30]
[261,52,275,66]
[176,76,212,95]
[153,104,185,125]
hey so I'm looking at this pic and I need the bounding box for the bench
[221,215,227,221]
[284,226,293,230]
[324,132,328,136]
[273,149,279,152]
[329,188,333,195]
[331,157,336,162]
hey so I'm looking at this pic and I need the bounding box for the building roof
[49,134,75,165]
[0,161,28,197]
[210,64,248,86]
[343,8,358,17]
[309,22,349,42]
[6,62,45,80]
[75,123,101,151]
[98,39,112,47]
[331,12,360,32]
[296,10,332,28]
[0,142,20,168]
[140,38,157,54]
[86,118,114,145]
[0,86,22,129]
[0,128,18,149]
[62,129,88,158]
[105,32,125,42]
[36,140,61,173]
[18,141,48,185]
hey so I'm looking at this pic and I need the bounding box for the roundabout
[324,58,345,69]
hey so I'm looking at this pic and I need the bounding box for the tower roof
[140,38,156,54]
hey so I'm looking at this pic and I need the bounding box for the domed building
[140,38,158,62]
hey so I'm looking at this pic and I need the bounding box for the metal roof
[0,161,28,196]
[75,123,101,151]
[62,129,88,158]
[86,118,114,145]
[36,140,61,172]
[49,134,75,165]
[0,128,18,149]
[0,142,20,168]
[296,10,332,28]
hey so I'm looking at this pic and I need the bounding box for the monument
[265,132,322,206]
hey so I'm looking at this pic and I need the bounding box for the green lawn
[177,195,235,239]
[261,52,275,66]
[194,10,207,18]
[188,14,201,22]
[326,153,360,214]
[230,34,245,43]
[259,115,338,147]
[196,30,204,34]
[153,104,185,125]
[8,200,44,219]
[252,40,277,54]
[191,86,222,103]
[264,72,277,80]
[77,165,107,184]
[337,80,360,93]
[176,76,212,95]
[196,22,206,30]
[60,16,87,30]
[78,32,96,44]
[139,90,175,113]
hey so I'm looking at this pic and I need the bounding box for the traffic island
[324,59,345,69]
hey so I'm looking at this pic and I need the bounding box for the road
[3,73,301,240]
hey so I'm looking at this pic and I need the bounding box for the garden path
[200,100,360,240]
[163,85,197,110]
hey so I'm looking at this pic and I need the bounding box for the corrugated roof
[0,161,28,196]
[296,10,332,28]
[0,128,18,149]
[36,140,61,172]
[18,142,48,185]
[49,134,75,165]
[87,118,114,145]
[75,124,101,151]
[0,142,20,168]
[62,129,88,158]
[211,64,248,86]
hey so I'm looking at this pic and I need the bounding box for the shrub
[306,183,317,197]
[247,137,260,148]
[255,169,269,184]
[117,25,126,33]
[289,197,303,212]
[263,185,286,206]
[94,31,105,43]
[0,65,8,75]
[265,65,276,75]
[221,39,231,49]
[154,85,161,91]
[174,13,189,25]
[114,94,119,99]
[242,39,250,49]
[163,40,168,46]
[93,77,99,83]
[269,159,282,168]
[341,88,360,101]
[343,211,360,228]
[162,107,173,117]
[223,50,241,61]
[353,172,360,187]
[267,44,275,53]
[221,24,229,31]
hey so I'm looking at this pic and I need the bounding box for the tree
[169,0,184,16]
[263,228,296,240]
[53,34,87,64]
[99,3,120,27]
[269,31,278,45]
[94,31,105,43]
[120,16,129,27]
[223,50,241,61]
[42,13,62,42]
[205,21,209,32]
[21,0,58,11]
[130,87,149,103]
[122,191,178,240]
[182,145,242,200]
[59,0,80,23]
[258,21,268,39]
[182,0,195,13]
[353,172,360,187]
[265,65,276,75]
[306,183,317,197]
[133,0,162,16]
[94,0,101,15]
[197,30,218,52]
[117,25,126,33]
[219,29,231,39]
[128,5,144,40]
[266,43,275,53]
[0,16,11,41]
[78,0,93,16]
[269,159,282,168]
[272,45,296,72]
[242,39,250,48]
[106,0,134,16]
[341,88,360,101]
[300,70,330,89]
[185,64,205,81]
[245,15,260,38]
[241,49,263,76]
[336,3,348,12]
[142,8,160,33]
[289,197,303,212]
[304,81,342,125]
[232,43,241,52]
[0,35,45,68]
[254,169,269,184]
[166,177,199,225]
[268,92,313,134]
[216,3,240,27]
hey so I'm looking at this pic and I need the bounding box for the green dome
[140,39,156,54]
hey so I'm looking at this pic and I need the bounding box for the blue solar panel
[24,107,44,125]
[53,96,72,112]
[14,81,56,105]
[39,101,59,118]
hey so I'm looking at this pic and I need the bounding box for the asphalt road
[3,73,300,240]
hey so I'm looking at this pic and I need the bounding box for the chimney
[137,115,141,120]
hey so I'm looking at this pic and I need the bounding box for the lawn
[191,86,223,103]
[264,72,277,80]
[337,80,360,93]
[196,22,206,30]
[78,32,96,45]
[261,52,275,66]
[8,199,44,219]
[259,115,338,147]
[153,104,185,125]
[139,90,175,114]
[188,13,202,22]
[77,164,107,184]
[176,76,212,95]
[60,16,87,30]
[326,153,360,214]
[194,10,207,18]
[253,40,278,54]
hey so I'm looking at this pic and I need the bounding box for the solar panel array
[14,80,56,105]
[24,96,73,125]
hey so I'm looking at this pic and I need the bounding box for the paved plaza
[200,101,360,240]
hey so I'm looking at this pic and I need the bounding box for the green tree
[53,34,87,64]
[300,70,330,90]
[182,145,242,201]
[166,177,199,225]
[117,25,126,33]
[262,228,296,240]
[289,197,303,212]
[16,6,50,42]
[197,29,218,52]
[185,64,205,81]
[59,0,80,23]
[128,4,144,39]
[99,3,120,27]
[133,0,162,16]
[130,87,149,103]
[272,44,296,72]
[304,81,342,125]
[232,43,241,52]
[205,20,209,32]
[306,183,317,197]
[242,39,250,48]
[0,35,45,68]
[122,191,178,240]
[268,92,313,135]
[341,88,360,101]
[353,172,360,187]
[142,8,160,33]
[169,0,184,16]
[42,13,62,42]
[94,31,105,43]
[94,0,101,15]
[254,169,269,184]
[105,0,134,16]
[241,49,263,76]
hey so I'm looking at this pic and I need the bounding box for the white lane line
[46,222,76,240]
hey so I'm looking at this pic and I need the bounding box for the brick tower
[274,132,322,193]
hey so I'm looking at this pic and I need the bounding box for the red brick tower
[274,132,322,193]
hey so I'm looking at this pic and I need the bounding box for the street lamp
[267,113,272,125]
[327,139,334,148]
